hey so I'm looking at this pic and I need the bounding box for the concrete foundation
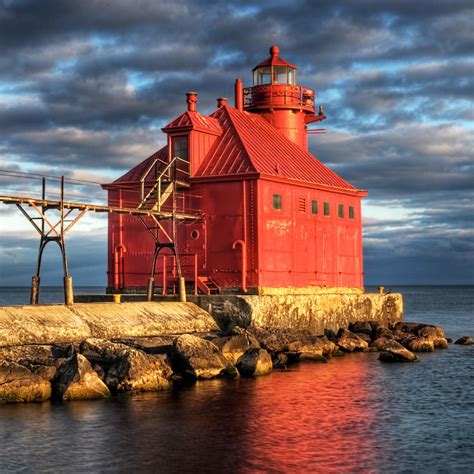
[188,292,403,334]
[0,302,218,347]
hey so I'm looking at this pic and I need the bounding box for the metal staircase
[197,276,221,295]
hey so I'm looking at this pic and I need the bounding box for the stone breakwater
[1,319,471,403]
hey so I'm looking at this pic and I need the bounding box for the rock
[433,338,449,349]
[32,364,58,381]
[237,348,272,377]
[370,337,392,351]
[212,330,260,365]
[79,338,132,369]
[53,354,111,401]
[315,336,337,357]
[105,350,173,393]
[336,329,369,352]
[112,336,176,355]
[378,340,418,362]
[324,328,338,343]
[288,337,329,362]
[349,321,372,336]
[172,334,235,379]
[402,337,435,353]
[0,360,51,403]
[272,352,288,369]
[454,336,473,345]
[375,326,394,340]
[354,333,372,344]
[417,325,445,339]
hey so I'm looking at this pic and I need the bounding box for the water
[0,286,473,473]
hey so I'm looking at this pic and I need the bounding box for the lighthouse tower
[240,45,325,150]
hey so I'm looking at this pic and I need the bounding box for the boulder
[349,321,372,336]
[112,336,176,355]
[79,338,131,368]
[0,360,51,403]
[324,328,338,343]
[237,348,272,377]
[402,336,435,353]
[172,334,235,379]
[315,336,337,357]
[378,340,418,362]
[336,329,369,352]
[105,350,173,393]
[417,325,445,339]
[454,336,473,345]
[375,326,394,340]
[212,329,260,365]
[53,354,110,401]
[370,337,392,351]
[354,333,372,344]
[271,352,288,369]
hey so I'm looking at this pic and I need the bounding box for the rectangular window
[298,197,306,212]
[324,202,330,216]
[349,206,355,219]
[273,194,282,210]
[311,200,318,214]
[172,136,188,161]
[338,204,344,218]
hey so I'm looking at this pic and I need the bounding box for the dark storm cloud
[0,0,472,284]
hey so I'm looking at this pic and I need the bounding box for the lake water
[0,286,473,473]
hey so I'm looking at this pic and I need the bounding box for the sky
[0,0,473,286]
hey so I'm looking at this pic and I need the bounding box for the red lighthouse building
[104,46,367,296]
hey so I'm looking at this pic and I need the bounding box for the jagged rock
[336,329,369,352]
[212,329,260,365]
[237,348,272,376]
[288,337,329,362]
[272,352,288,369]
[172,334,235,379]
[375,326,394,340]
[370,337,392,351]
[324,328,338,343]
[0,360,51,403]
[454,336,473,345]
[354,333,372,344]
[105,350,173,393]
[349,321,372,336]
[417,325,445,339]
[32,364,58,381]
[0,344,68,369]
[112,336,176,355]
[53,354,110,401]
[402,336,435,353]
[378,340,418,362]
[79,338,131,369]
[316,336,337,357]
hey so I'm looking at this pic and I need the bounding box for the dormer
[162,92,222,176]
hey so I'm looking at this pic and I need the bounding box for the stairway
[197,276,221,295]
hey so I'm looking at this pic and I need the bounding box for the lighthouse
[104,45,367,296]
[240,44,325,150]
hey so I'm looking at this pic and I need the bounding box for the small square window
[273,194,282,210]
[311,200,318,214]
[338,204,344,218]
[349,206,355,219]
[324,202,330,216]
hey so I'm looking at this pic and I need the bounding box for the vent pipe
[234,79,243,111]
[217,97,228,107]
[186,92,198,112]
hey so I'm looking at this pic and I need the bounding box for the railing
[243,84,315,112]
[138,156,190,211]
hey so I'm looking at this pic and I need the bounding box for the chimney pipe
[186,92,198,112]
[217,97,227,107]
[234,79,243,111]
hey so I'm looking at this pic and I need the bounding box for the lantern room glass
[253,66,296,86]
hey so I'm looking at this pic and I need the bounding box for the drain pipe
[232,240,247,293]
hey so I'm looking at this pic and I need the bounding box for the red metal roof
[162,111,222,135]
[112,105,356,192]
[195,106,356,190]
[253,45,297,70]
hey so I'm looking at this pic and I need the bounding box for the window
[255,67,272,85]
[324,202,330,216]
[172,136,188,161]
[349,206,355,219]
[338,204,344,218]
[311,200,318,214]
[298,197,306,212]
[273,194,282,210]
